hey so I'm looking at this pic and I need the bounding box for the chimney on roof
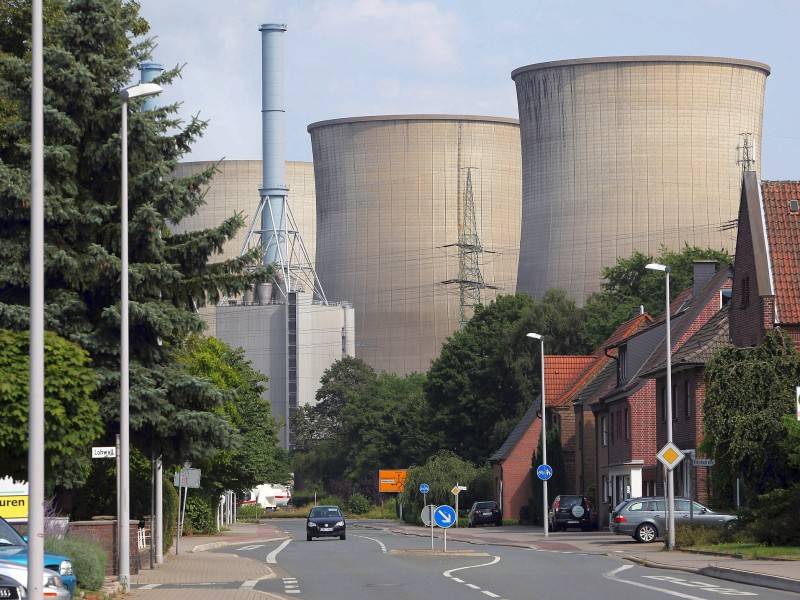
[693,260,718,298]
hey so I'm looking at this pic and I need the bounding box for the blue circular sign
[537,464,553,481]
[419,483,429,494]
[433,504,456,528]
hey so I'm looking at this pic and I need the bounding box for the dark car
[467,501,502,527]
[0,516,76,596]
[548,495,593,531]
[306,505,346,541]
[610,496,737,542]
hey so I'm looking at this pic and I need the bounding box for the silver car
[610,496,736,542]
[0,559,71,598]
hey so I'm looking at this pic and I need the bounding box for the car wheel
[340,533,346,540]
[635,523,657,543]
[307,533,313,541]
[724,520,736,532]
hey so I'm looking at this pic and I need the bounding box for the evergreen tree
[0,0,271,492]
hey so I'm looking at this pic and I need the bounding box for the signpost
[420,483,433,550]
[92,446,117,459]
[378,469,408,493]
[657,442,685,470]
[537,464,553,481]
[451,483,467,527]
[174,468,201,554]
[434,504,456,552]
[692,458,715,467]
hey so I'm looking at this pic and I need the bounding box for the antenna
[737,132,755,173]
[440,167,497,329]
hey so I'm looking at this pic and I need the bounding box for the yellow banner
[0,495,28,519]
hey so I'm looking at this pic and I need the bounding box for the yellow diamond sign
[657,442,685,470]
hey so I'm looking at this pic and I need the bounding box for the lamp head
[527,332,543,340]
[119,82,163,102]
[645,263,671,273]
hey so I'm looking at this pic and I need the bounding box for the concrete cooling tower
[308,114,521,375]
[512,56,770,303]
[170,159,316,335]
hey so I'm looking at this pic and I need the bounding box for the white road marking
[355,534,387,553]
[237,544,265,550]
[240,580,257,589]
[466,583,481,589]
[443,556,503,599]
[642,575,758,596]
[605,564,729,599]
[482,591,500,597]
[266,539,292,564]
[138,584,160,590]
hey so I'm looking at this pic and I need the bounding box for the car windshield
[559,496,583,508]
[310,507,341,518]
[0,519,25,547]
[475,502,495,510]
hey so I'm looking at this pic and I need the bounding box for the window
[660,386,667,423]
[741,276,750,308]
[624,407,630,439]
[609,412,615,443]
[617,345,627,383]
[672,384,678,421]
[601,416,608,447]
[684,381,691,418]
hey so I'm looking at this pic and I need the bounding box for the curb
[699,566,800,594]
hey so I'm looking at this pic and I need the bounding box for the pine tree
[0,0,272,488]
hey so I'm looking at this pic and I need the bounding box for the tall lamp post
[646,262,675,550]
[527,332,548,538]
[118,82,162,589]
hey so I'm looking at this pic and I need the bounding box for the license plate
[567,520,579,524]
[483,511,492,515]
[320,527,333,532]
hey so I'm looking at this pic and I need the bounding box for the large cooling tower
[308,114,521,375]
[512,56,770,303]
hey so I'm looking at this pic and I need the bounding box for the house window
[660,386,667,423]
[625,407,630,440]
[617,345,627,383]
[672,384,678,421]
[609,412,615,443]
[601,416,608,447]
[741,276,750,308]
[684,381,691,418]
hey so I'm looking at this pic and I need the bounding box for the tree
[530,426,566,525]
[0,329,103,490]
[703,328,800,504]
[583,245,732,347]
[174,335,290,499]
[0,0,271,494]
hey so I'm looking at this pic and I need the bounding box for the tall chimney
[138,61,163,111]
[259,24,288,268]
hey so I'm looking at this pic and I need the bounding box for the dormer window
[617,344,627,383]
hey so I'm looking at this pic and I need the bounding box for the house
[729,173,800,348]
[490,315,650,522]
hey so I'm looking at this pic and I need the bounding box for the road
[154,520,799,599]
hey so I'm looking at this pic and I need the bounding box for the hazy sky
[135,0,800,179]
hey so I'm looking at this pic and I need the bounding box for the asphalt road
[204,520,796,600]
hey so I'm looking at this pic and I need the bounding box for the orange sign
[378,469,408,493]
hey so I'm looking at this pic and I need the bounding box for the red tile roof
[545,356,594,401]
[762,181,800,323]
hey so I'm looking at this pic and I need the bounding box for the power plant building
[308,115,522,375]
[512,56,770,303]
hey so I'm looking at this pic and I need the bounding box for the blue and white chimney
[259,24,289,269]
[138,61,163,111]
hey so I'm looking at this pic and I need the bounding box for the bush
[674,524,727,548]
[162,476,178,552]
[183,496,215,534]
[46,537,106,591]
[237,504,263,522]
[738,483,800,546]
[347,493,371,515]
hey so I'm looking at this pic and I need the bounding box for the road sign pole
[430,502,434,550]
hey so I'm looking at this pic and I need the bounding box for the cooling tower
[308,114,521,375]
[512,56,770,303]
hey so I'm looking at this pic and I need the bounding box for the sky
[135,0,800,179]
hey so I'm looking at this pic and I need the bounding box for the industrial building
[307,114,522,375]
[512,56,770,304]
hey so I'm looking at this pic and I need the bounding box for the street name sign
[693,458,716,467]
[92,446,116,458]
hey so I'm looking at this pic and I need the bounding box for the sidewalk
[128,523,289,599]
[123,520,800,597]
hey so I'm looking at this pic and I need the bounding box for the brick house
[729,172,800,348]
[589,262,731,526]
[490,316,650,522]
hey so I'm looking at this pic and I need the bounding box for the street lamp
[527,332,548,538]
[646,262,675,550]
[118,82,162,589]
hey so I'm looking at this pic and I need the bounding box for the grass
[693,542,800,560]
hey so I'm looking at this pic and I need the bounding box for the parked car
[610,497,737,542]
[467,501,502,527]
[0,573,24,600]
[306,505,346,541]
[0,517,76,595]
[0,559,71,598]
[548,495,594,531]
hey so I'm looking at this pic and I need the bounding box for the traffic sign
[433,505,456,528]
[419,483,429,494]
[693,458,715,467]
[92,446,116,458]
[537,464,553,481]
[421,504,436,527]
[657,442,685,471]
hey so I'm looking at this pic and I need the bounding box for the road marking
[240,580,257,589]
[604,565,720,599]
[482,591,500,597]
[443,556,504,599]
[466,583,481,589]
[266,539,292,564]
[284,577,301,594]
[642,575,757,596]
[138,584,160,590]
[355,534,387,553]
[238,544,265,550]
